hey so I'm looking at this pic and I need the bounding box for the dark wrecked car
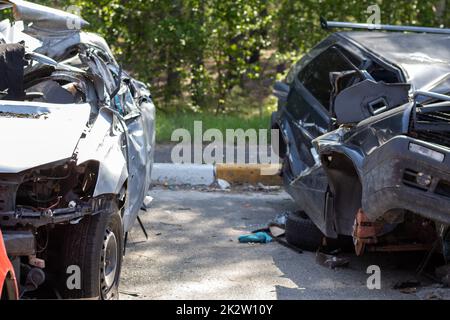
[0,1,155,299]
[272,21,450,260]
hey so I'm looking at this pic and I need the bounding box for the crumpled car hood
[0,101,91,173]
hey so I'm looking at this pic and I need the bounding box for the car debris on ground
[239,232,273,244]
[393,279,421,294]
[315,251,350,269]
[216,179,231,191]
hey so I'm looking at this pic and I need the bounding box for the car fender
[314,130,365,179]
[76,109,128,197]
[313,132,365,236]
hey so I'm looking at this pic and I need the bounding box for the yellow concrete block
[215,164,282,186]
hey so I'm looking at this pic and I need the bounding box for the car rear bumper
[362,135,450,224]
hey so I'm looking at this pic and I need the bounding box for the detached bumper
[0,204,99,228]
[362,136,450,224]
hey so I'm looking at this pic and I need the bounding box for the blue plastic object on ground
[238,232,272,244]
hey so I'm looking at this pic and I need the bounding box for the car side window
[298,46,358,110]
[367,62,400,84]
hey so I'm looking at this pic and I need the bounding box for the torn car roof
[339,31,450,92]
[0,0,88,33]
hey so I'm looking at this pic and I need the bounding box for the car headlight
[409,143,445,163]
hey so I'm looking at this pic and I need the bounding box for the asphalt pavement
[120,188,449,300]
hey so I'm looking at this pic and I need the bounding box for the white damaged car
[0,1,155,299]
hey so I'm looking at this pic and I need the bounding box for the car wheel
[285,212,323,251]
[57,197,123,300]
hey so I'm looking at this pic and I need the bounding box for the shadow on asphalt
[121,189,444,300]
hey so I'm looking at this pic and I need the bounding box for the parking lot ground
[120,188,446,300]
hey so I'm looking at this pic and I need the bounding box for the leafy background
[2,0,448,140]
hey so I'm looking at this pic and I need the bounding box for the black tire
[56,197,123,300]
[285,212,323,251]
[323,235,355,253]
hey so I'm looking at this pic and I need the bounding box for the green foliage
[7,1,450,114]
[156,110,272,143]
[273,0,444,54]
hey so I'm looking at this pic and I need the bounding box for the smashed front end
[315,89,450,256]
[362,98,450,226]
[0,159,101,254]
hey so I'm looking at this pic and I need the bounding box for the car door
[283,45,360,233]
[119,81,155,232]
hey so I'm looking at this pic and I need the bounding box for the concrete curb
[151,163,282,186]
[152,163,215,186]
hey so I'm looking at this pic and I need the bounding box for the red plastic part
[0,230,19,300]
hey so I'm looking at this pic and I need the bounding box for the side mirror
[333,79,410,124]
